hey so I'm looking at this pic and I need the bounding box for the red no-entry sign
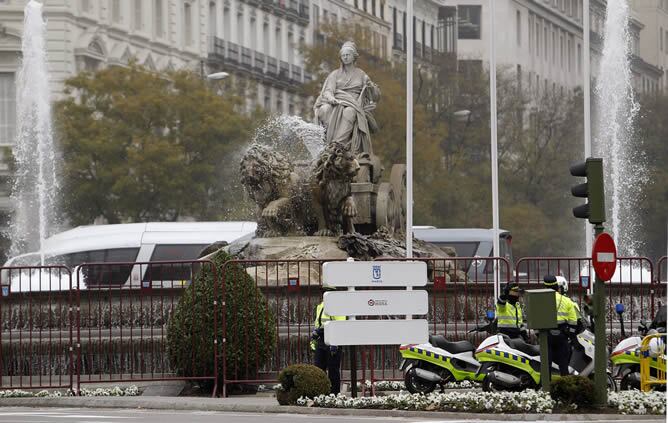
[592,233,617,282]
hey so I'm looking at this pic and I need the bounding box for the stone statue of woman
[314,41,381,156]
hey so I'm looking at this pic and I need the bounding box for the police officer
[310,287,346,394]
[543,274,579,376]
[496,282,528,340]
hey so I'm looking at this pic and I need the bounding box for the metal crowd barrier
[0,260,218,394]
[1,256,665,395]
[218,257,510,393]
[0,266,74,390]
[515,256,657,347]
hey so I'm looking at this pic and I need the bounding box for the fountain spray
[9,0,60,262]
[594,0,645,256]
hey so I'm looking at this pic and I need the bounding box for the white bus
[2,221,256,292]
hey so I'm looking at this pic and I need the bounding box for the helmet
[555,276,568,294]
[543,274,558,290]
[503,282,523,296]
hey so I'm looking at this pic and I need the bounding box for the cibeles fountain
[225,41,452,269]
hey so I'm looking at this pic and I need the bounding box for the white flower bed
[0,385,140,398]
[355,380,478,391]
[299,389,555,413]
[608,390,666,415]
[298,389,667,415]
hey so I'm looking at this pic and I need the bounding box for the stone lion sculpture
[308,141,360,236]
[239,141,359,237]
[239,144,301,237]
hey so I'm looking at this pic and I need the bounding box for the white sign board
[324,320,428,345]
[323,290,427,316]
[322,261,427,287]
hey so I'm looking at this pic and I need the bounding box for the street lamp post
[488,0,500,300]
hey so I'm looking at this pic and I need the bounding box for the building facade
[439,0,663,95]
[0,0,211,249]
[630,0,668,92]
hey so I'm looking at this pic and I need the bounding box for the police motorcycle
[476,294,616,392]
[610,303,666,390]
[399,313,496,394]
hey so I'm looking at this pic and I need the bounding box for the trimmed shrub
[276,364,331,405]
[550,375,596,408]
[167,250,276,390]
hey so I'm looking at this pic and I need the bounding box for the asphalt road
[0,408,664,423]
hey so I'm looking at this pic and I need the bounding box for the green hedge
[167,250,276,390]
[550,375,596,408]
[276,364,331,405]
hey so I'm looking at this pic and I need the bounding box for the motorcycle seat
[508,338,541,357]
[429,335,474,354]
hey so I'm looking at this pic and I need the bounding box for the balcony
[256,0,310,26]
[228,42,240,63]
[267,57,278,75]
[254,52,266,72]
[241,47,253,68]
[279,60,290,80]
[291,64,302,82]
[393,33,403,51]
[207,37,306,90]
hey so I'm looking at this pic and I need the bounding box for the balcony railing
[241,47,253,68]
[393,33,403,51]
[291,64,302,82]
[207,37,306,85]
[258,0,310,22]
[279,60,290,79]
[267,57,278,75]
[228,42,240,63]
[254,51,266,72]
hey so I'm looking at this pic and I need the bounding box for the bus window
[78,248,139,286]
[434,242,479,258]
[142,244,207,285]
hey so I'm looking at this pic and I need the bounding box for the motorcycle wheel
[404,367,437,394]
[607,374,618,392]
[620,373,640,391]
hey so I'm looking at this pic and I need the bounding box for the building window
[458,5,481,40]
[209,2,217,36]
[516,11,521,46]
[363,0,367,12]
[112,0,121,23]
[81,0,90,13]
[313,4,319,31]
[372,0,376,16]
[380,1,385,19]
[156,0,164,37]
[223,7,231,40]
[0,73,16,147]
[544,26,548,60]
[536,21,540,56]
[403,12,407,51]
[661,27,664,52]
[133,0,142,30]
[577,43,582,75]
[184,3,193,46]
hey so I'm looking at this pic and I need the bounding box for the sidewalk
[0,394,662,421]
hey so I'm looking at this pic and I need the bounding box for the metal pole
[539,329,550,392]
[583,0,593,261]
[405,0,414,259]
[593,224,607,406]
[489,0,500,300]
[350,346,357,398]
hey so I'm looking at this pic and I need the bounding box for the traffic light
[570,157,605,224]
